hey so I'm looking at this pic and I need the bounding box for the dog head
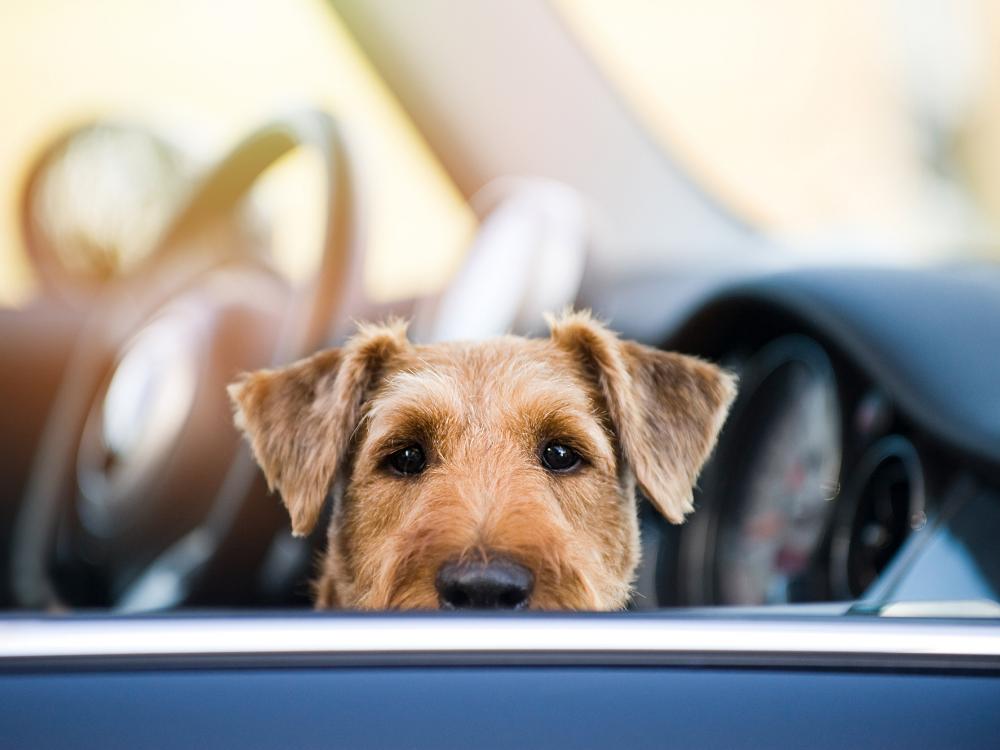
[229,311,736,610]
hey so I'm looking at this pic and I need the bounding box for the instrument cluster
[661,333,931,607]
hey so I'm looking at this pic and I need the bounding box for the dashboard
[595,267,1000,610]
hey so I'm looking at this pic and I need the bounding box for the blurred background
[2,0,999,613]
[4,0,1000,308]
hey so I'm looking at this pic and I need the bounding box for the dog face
[229,311,735,610]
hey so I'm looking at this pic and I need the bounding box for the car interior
[3,4,1000,748]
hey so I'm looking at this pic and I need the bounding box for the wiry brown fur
[229,311,736,610]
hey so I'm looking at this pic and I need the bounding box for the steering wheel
[11,109,364,611]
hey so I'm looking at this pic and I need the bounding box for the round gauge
[712,337,842,605]
[830,436,925,599]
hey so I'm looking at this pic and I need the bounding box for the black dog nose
[436,558,534,610]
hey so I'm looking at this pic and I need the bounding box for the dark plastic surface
[596,267,1000,469]
[2,666,998,749]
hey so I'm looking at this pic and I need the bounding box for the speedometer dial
[714,337,842,605]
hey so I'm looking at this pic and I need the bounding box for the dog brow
[362,369,463,449]
[380,369,464,414]
[508,384,615,470]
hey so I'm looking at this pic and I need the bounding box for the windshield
[554,0,1000,263]
[0,0,474,309]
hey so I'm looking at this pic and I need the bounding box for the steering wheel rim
[11,109,364,611]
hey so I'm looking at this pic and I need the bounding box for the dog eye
[387,445,427,476]
[541,442,581,472]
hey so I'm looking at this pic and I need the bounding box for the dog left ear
[228,321,408,536]
[548,311,737,523]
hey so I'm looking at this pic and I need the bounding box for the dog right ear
[548,310,736,524]
[228,321,408,536]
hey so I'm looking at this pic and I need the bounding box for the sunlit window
[553,0,1000,260]
[0,0,475,307]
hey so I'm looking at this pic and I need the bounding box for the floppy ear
[548,310,737,523]
[228,321,408,536]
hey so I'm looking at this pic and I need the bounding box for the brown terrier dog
[228,311,735,610]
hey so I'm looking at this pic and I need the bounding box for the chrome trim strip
[2,616,1000,661]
